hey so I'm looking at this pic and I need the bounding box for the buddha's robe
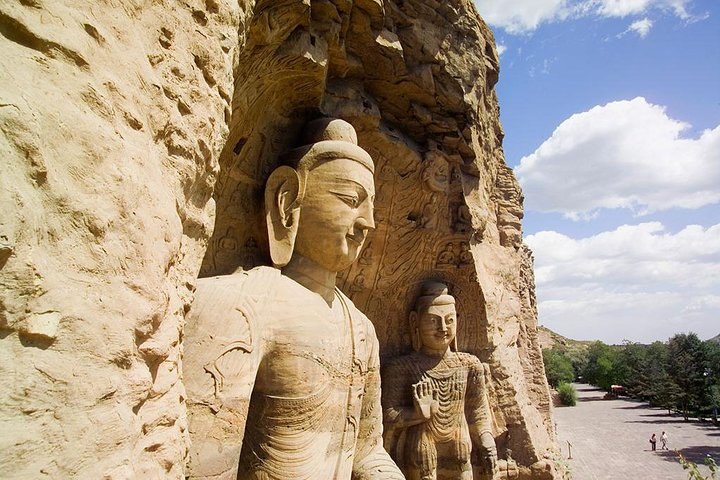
[184,266,403,480]
[381,352,493,480]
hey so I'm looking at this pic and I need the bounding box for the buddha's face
[293,158,375,272]
[418,302,457,353]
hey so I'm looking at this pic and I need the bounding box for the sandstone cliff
[0,0,556,478]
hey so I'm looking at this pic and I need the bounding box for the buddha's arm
[352,327,405,479]
[183,275,264,480]
[466,358,497,472]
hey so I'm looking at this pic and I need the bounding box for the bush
[678,452,717,479]
[557,382,578,406]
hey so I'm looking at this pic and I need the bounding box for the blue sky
[475,0,720,344]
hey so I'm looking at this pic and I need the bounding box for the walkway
[554,384,719,479]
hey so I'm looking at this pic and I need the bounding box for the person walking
[649,433,657,451]
[661,431,668,450]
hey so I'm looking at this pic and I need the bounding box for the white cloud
[527,223,720,343]
[475,0,573,34]
[497,44,507,56]
[475,0,693,33]
[515,97,720,219]
[589,0,690,19]
[627,17,653,37]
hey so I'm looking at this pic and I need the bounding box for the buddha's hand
[479,432,498,474]
[412,380,438,421]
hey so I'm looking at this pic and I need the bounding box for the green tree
[668,333,708,420]
[705,340,720,424]
[565,345,589,381]
[543,348,575,387]
[583,341,619,390]
[638,341,679,412]
[616,341,648,395]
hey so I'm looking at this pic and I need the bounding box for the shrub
[678,452,717,479]
[557,382,578,406]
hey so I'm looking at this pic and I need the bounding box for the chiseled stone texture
[0,1,239,477]
[1,0,557,478]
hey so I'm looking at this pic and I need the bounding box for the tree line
[542,332,720,422]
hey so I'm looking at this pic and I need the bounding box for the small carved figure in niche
[241,237,259,269]
[376,163,395,203]
[459,242,473,266]
[350,269,367,292]
[419,194,439,229]
[359,243,374,265]
[454,204,472,233]
[214,226,239,273]
[382,281,498,480]
[374,208,388,225]
[229,185,244,211]
[450,165,461,184]
[218,226,238,252]
[422,151,449,193]
[184,118,403,479]
[437,242,456,266]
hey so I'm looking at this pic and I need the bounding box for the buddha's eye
[334,192,360,208]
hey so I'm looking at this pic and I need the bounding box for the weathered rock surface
[0,1,239,477]
[1,0,557,478]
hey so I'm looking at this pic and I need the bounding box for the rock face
[0,0,556,478]
[0,1,239,477]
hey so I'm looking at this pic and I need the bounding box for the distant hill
[538,325,594,351]
[538,327,720,350]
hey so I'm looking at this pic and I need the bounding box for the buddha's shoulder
[189,266,282,331]
[454,351,483,367]
[383,352,423,372]
[195,266,279,296]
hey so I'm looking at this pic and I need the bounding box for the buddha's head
[264,118,375,272]
[410,281,458,354]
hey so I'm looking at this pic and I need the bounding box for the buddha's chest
[256,304,368,398]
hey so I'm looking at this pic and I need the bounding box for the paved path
[554,384,720,479]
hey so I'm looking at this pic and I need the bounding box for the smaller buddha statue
[382,281,498,480]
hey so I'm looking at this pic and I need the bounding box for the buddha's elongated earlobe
[265,166,302,267]
[409,310,421,352]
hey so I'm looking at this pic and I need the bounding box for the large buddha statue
[382,281,498,480]
[183,118,404,479]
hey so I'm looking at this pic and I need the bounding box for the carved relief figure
[359,243,374,265]
[422,151,450,193]
[459,242,473,266]
[454,204,472,233]
[382,281,498,480]
[183,118,403,479]
[419,194,439,229]
[437,243,456,266]
[351,269,367,292]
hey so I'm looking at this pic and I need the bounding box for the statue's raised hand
[412,380,438,421]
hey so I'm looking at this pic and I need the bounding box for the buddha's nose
[357,202,375,230]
